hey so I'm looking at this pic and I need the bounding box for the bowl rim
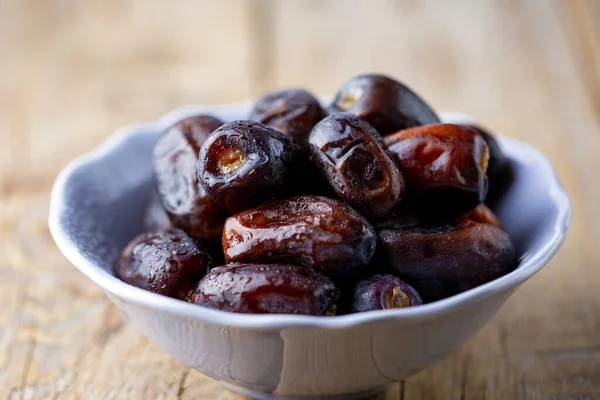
[48,103,572,330]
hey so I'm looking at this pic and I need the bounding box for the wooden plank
[559,0,600,119]
[558,0,600,252]
[0,0,256,189]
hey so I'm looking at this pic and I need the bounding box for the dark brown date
[462,124,507,180]
[189,263,339,315]
[153,115,226,241]
[351,274,422,312]
[249,88,325,150]
[328,74,440,135]
[114,229,213,298]
[377,219,515,301]
[398,277,465,304]
[463,124,512,205]
[248,89,329,195]
[384,123,490,217]
[222,195,377,278]
[309,113,404,218]
[198,120,299,214]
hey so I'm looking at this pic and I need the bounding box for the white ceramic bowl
[49,103,571,399]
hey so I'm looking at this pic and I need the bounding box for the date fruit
[329,74,440,135]
[462,124,507,180]
[114,229,213,298]
[399,277,463,304]
[249,88,324,150]
[153,115,225,241]
[198,120,299,214]
[189,263,339,315]
[377,218,515,301]
[351,274,422,312]
[384,123,490,217]
[222,195,377,278]
[309,113,404,218]
[463,124,512,205]
[124,74,522,313]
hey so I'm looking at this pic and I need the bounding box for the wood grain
[0,0,599,399]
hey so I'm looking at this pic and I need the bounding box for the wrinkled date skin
[377,219,515,302]
[384,123,490,217]
[153,115,226,241]
[114,229,213,299]
[351,274,423,312]
[198,120,299,214]
[309,113,404,218]
[328,74,440,135]
[189,263,339,315]
[249,88,325,150]
[222,195,377,278]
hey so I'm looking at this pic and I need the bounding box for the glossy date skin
[189,263,339,315]
[309,113,404,218]
[114,229,213,299]
[153,115,225,241]
[351,274,423,312]
[328,74,440,135]
[222,195,377,278]
[198,120,300,214]
[377,218,515,302]
[384,123,490,217]
[249,88,325,150]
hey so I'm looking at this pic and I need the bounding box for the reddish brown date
[198,120,299,214]
[384,123,490,217]
[249,88,324,150]
[189,263,339,315]
[377,218,515,301]
[222,195,377,278]
[153,115,225,241]
[328,74,440,135]
[309,113,404,218]
[351,274,422,312]
[114,229,213,298]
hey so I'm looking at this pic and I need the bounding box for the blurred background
[0,1,599,399]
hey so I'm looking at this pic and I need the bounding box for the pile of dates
[115,74,516,316]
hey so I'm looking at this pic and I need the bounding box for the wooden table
[1,1,598,398]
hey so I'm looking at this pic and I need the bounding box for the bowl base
[221,381,392,400]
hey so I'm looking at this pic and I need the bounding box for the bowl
[49,102,571,399]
